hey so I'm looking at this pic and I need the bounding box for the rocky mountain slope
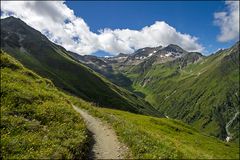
[69,43,201,88]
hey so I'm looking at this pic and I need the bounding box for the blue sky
[66,1,237,56]
[1,1,239,56]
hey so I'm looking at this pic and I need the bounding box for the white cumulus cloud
[214,1,239,42]
[1,1,204,55]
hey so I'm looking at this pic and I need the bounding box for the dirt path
[72,105,127,159]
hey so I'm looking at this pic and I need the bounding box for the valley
[69,40,240,144]
[2,49,239,159]
[1,15,239,159]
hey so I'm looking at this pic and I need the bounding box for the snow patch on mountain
[165,52,173,57]
[148,53,153,57]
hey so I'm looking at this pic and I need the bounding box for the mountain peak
[2,16,18,20]
[1,16,47,42]
[117,53,128,57]
[1,16,26,25]
[163,44,187,53]
[135,45,162,53]
[153,45,163,50]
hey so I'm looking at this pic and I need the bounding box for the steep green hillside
[1,16,161,117]
[72,98,239,159]
[1,51,89,159]
[124,42,240,143]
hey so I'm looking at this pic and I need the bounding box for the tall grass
[1,51,89,159]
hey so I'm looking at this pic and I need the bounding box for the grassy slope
[1,50,239,159]
[124,44,239,142]
[1,17,160,117]
[1,51,89,159]
[72,97,239,159]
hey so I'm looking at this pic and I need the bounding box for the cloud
[214,1,239,42]
[1,1,204,55]
[98,22,204,54]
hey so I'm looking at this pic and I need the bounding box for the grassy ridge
[1,51,89,159]
[72,97,239,159]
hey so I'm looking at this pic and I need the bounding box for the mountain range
[1,16,160,117]
[63,33,240,143]
[1,16,239,144]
